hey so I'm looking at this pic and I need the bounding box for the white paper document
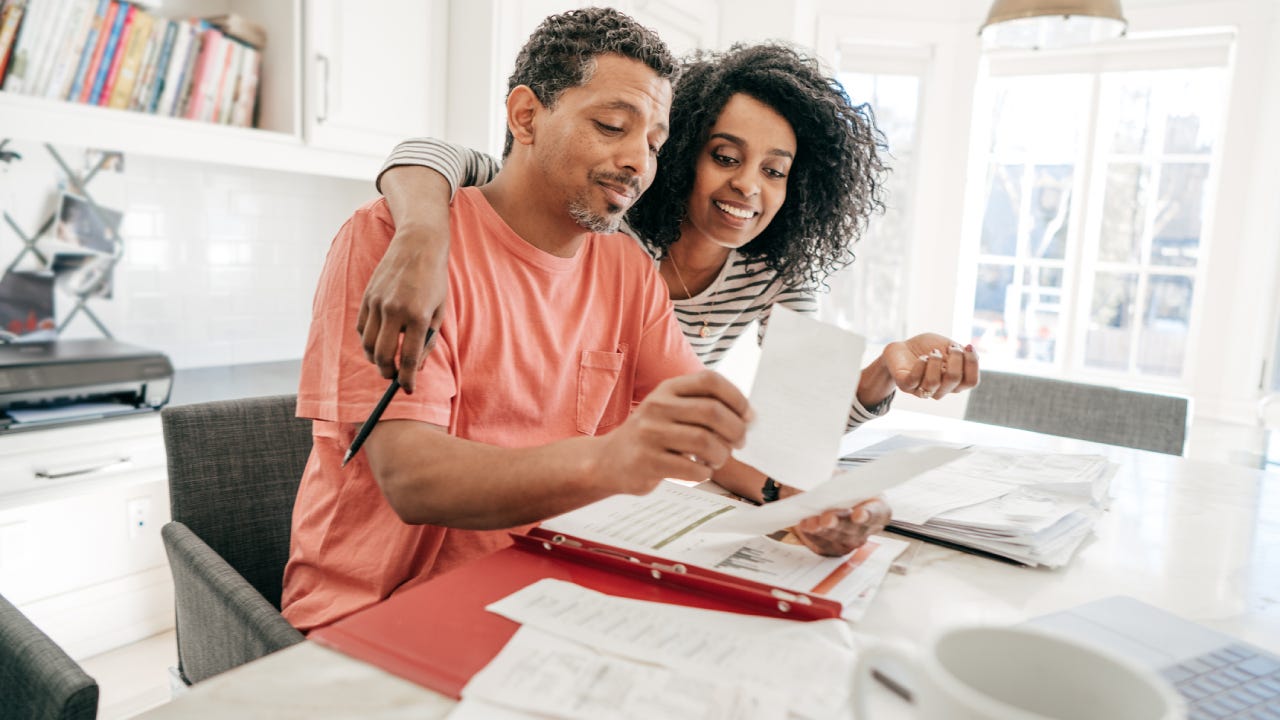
[735,306,866,490]
[460,627,787,720]
[843,436,1117,567]
[483,579,856,719]
[542,481,907,613]
[702,445,969,535]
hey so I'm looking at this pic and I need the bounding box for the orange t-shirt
[281,188,702,632]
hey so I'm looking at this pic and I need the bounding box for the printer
[0,339,173,432]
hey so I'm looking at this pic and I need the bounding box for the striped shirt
[380,139,891,427]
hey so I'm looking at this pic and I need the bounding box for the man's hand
[593,371,754,495]
[792,497,891,556]
[356,223,448,393]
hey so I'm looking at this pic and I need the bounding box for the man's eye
[596,122,623,134]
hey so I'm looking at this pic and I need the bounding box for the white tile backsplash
[0,139,374,369]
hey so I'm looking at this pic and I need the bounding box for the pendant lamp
[980,0,1128,50]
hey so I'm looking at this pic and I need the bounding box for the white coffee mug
[853,625,1186,720]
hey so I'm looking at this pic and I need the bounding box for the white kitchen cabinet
[304,0,447,156]
[0,413,172,660]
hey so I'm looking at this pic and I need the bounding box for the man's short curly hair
[628,43,887,290]
[503,7,680,157]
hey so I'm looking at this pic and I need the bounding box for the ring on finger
[920,389,934,399]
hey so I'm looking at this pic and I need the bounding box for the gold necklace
[667,253,712,338]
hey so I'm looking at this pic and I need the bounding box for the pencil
[342,328,435,467]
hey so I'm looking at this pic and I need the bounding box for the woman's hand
[356,223,448,393]
[861,333,979,403]
[791,497,891,556]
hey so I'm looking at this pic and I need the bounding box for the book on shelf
[2,0,44,92]
[209,34,238,124]
[153,19,193,116]
[124,12,163,109]
[31,0,77,94]
[78,0,118,103]
[106,6,151,108]
[43,0,95,99]
[95,2,135,105]
[0,0,28,83]
[182,27,221,121]
[2,2,261,129]
[229,44,260,128]
[170,21,206,118]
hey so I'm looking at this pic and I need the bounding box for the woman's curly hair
[628,43,887,290]
[503,7,679,157]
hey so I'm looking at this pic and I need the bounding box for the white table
[137,412,1280,718]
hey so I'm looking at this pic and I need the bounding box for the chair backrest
[161,394,312,609]
[963,371,1189,455]
[0,593,98,720]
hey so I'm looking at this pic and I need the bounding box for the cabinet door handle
[316,53,330,124]
[34,456,132,480]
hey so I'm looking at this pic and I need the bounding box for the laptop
[1026,596,1280,719]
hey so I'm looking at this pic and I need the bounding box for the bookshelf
[0,0,445,181]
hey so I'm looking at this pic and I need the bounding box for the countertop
[168,360,302,406]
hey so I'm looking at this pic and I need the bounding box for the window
[965,36,1231,387]
[818,44,930,349]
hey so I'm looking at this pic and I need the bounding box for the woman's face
[680,93,796,250]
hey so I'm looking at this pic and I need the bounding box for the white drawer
[0,413,166,510]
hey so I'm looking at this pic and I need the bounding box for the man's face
[531,54,672,233]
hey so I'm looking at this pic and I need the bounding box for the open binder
[310,526,874,699]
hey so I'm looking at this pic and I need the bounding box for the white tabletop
[137,412,1280,719]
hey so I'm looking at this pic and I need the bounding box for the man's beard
[568,170,642,233]
[568,196,622,233]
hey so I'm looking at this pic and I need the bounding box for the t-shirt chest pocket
[576,347,627,435]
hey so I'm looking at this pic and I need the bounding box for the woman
[361,43,978,426]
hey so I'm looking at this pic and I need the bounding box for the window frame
[961,31,1236,392]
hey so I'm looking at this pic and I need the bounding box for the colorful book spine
[3,0,47,93]
[154,19,192,115]
[171,22,207,117]
[69,0,113,102]
[127,15,164,110]
[229,45,260,128]
[212,37,241,124]
[0,0,29,82]
[87,0,127,104]
[183,27,221,120]
[140,18,176,112]
[107,7,152,109]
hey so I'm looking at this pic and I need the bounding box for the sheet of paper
[486,578,856,719]
[461,627,786,720]
[702,445,969,535]
[542,481,740,552]
[735,306,866,490]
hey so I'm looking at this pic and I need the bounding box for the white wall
[0,141,374,368]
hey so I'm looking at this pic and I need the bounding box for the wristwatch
[761,477,781,503]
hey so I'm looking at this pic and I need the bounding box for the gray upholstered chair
[161,394,308,685]
[963,370,1189,455]
[0,592,98,720]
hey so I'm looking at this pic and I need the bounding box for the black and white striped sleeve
[375,138,501,197]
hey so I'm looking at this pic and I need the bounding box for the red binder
[310,528,868,699]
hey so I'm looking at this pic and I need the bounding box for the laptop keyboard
[1159,643,1280,720]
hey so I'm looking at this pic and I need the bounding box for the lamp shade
[980,0,1127,50]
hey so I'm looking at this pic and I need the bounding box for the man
[282,8,884,633]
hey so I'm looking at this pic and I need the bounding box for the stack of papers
[843,437,1116,567]
[449,579,860,719]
